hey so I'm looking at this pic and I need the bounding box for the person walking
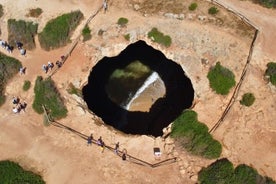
[103,0,108,13]
[87,134,93,146]
[114,142,119,155]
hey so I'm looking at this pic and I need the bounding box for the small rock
[165,137,174,144]
[75,106,86,115]
[190,174,198,182]
[198,15,207,21]
[187,13,196,20]
[180,168,186,175]
[178,14,185,20]
[164,13,175,19]
[134,4,140,11]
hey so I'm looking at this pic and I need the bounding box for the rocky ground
[0,0,275,183]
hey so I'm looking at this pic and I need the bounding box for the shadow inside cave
[82,40,194,137]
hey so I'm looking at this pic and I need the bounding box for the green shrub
[171,110,222,159]
[189,2,198,11]
[38,10,83,51]
[147,27,172,47]
[198,158,234,184]
[0,4,3,18]
[0,53,22,107]
[8,19,38,50]
[27,8,43,17]
[82,25,91,42]
[124,34,130,41]
[207,62,236,95]
[98,29,105,36]
[265,62,276,86]
[32,76,67,119]
[258,0,276,8]
[198,158,276,184]
[117,17,128,27]
[23,80,31,91]
[0,160,45,184]
[208,6,219,15]
[67,82,82,97]
[240,93,255,107]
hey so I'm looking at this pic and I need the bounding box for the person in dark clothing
[87,134,93,146]
[114,142,119,155]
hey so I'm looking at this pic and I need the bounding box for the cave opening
[82,40,194,137]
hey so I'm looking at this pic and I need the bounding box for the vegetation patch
[23,80,31,91]
[82,25,92,42]
[207,62,236,95]
[8,19,38,50]
[0,160,45,184]
[124,33,130,41]
[38,10,83,51]
[254,0,276,8]
[265,62,276,86]
[240,93,255,107]
[0,4,3,18]
[26,8,43,18]
[0,53,22,107]
[189,2,198,11]
[171,110,222,159]
[117,17,128,27]
[198,158,276,184]
[66,82,82,97]
[208,6,219,15]
[32,76,68,119]
[147,27,172,47]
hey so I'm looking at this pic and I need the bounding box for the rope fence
[48,5,103,77]
[48,118,177,168]
[208,0,260,133]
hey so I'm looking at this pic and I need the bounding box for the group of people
[42,61,54,73]
[19,66,26,75]
[41,56,65,74]
[87,134,105,152]
[0,39,26,56]
[0,39,13,53]
[12,96,27,114]
[86,134,127,160]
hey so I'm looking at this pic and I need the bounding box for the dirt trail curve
[216,0,276,60]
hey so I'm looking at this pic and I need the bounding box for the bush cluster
[27,8,43,18]
[23,80,31,91]
[257,0,276,8]
[207,62,236,95]
[147,27,172,48]
[198,158,276,184]
[0,53,22,106]
[8,19,38,50]
[240,93,255,107]
[0,160,45,184]
[82,25,92,42]
[117,17,129,27]
[124,34,130,41]
[0,4,3,18]
[38,10,83,51]
[265,62,276,86]
[32,76,68,119]
[66,82,82,97]
[189,2,198,11]
[171,110,222,159]
[208,6,219,15]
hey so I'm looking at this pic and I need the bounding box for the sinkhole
[82,40,194,137]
